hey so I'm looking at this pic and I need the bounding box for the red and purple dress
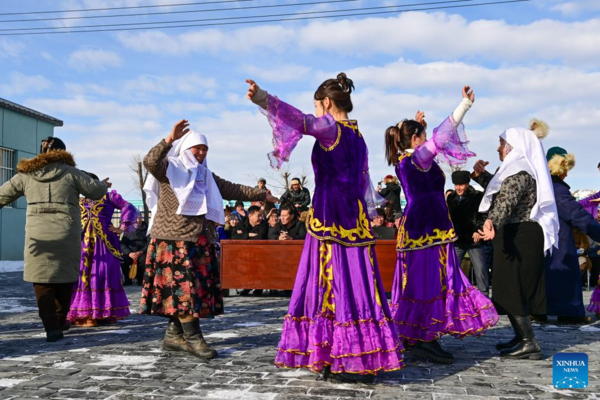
[390,115,499,344]
[262,95,404,376]
[68,190,138,322]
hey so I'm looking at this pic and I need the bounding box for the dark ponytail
[314,72,355,113]
[384,120,425,166]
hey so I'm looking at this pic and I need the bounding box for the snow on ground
[0,298,37,313]
[0,261,23,273]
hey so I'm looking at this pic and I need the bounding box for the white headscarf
[479,127,558,254]
[144,131,225,235]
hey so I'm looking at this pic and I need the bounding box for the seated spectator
[120,215,149,286]
[280,178,311,212]
[223,214,240,239]
[234,205,268,296]
[266,208,279,229]
[230,200,248,222]
[371,209,396,239]
[268,203,307,240]
[231,205,268,240]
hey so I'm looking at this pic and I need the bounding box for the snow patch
[233,322,265,327]
[0,378,29,388]
[278,369,314,378]
[104,329,132,334]
[53,361,76,369]
[91,376,129,381]
[204,389,276,399]
[579,325,600,332]
[2,355,37,362]
[204,332,239,339]
[90,355,158,370]
[69,348,91,353]
[0,298,37,313]
[0,261,24,273]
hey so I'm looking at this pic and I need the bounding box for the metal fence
[0,147,14,207]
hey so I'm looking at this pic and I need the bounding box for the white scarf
[479,127,558,254]
[144,131,225,235]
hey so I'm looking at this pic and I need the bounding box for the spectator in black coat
[447,170,489,295]
[280,177,311,212]
[231,205,268,240]
[120,216,149,286]
[378,174,402,220]
[371,208,396,239]
[268,203,307,240]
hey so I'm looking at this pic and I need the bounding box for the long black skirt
[492,222,546,316]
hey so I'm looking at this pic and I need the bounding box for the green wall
[0,106,58,260]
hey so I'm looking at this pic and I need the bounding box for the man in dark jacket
[447,171,489,295]
[268,203,307,240]
[120,216,149,286]
[378,175,402,220]
[280,177,311,212]
[231,205,268,240]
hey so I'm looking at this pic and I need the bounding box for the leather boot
[557,315,592,325]
[412,340,454,364]
[319,366,375,384]
[181,319,217,359]
[500,315,542,360]
[163,317,188,352]
[46,330,64,342]
[496,314,521,351]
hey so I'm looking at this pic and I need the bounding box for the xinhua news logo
[553,353,588,389]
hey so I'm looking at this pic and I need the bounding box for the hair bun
[337,72,355,94]
[530,118,549,139]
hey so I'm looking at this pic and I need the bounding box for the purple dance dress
[68,190,138,321]
[262,95,404,375]
[390,116,499,344]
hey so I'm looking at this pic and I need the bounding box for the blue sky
[1,0,599,199]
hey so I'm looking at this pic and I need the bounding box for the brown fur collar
[17,150,76,173]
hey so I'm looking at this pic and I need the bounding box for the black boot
[318,366,375,384]
[496,315,521,351]
[500,315,542,360]
[46,330,64,342]
[412,340,454,364]
[163,317,188,352]
[181,319,217,359]
[557,315,592,325]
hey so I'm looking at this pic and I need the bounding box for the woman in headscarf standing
[246,74,404,383]
[384,86,498,365]
[141,121,276,359]
[543,147,600,323]
[473,120,559,360]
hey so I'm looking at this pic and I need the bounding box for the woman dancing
[68,177,138,326]
[385,86,498,364]
[247,73,404,382]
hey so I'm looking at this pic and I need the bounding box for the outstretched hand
[462,86,475,102]
[471,160,489,178]
[246,79,260,100]
[166,119,190,145]
[414,110,427,130]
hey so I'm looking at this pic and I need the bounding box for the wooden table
[220,240,398,291]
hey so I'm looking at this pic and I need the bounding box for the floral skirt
[275,235,404,375]
[390,242,498,344]
[140,234,223,318]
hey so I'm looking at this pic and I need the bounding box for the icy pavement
[1,269,600,399]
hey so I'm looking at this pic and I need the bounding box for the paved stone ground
[1,270,599,399]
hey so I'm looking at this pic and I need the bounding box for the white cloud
[123,73,217,96]
[0,72,51,96]
[117,12,600,65]
[0,39,25,59]
[68,49,122,72]
[242,64,311,83]
[551,1,600,16]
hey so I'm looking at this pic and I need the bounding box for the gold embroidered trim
[274,361,405,375]
[396,214,457,250]
[411,156,432,172]
[319,123,342,151]
[319,242,335,314]
[307,200,374,244]
[397,152,412,164]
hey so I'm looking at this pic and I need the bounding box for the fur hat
[547,146,575,176]
[451,170,471,185]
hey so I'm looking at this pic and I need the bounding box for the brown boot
[163,317,188,352]
[181,319,217,359]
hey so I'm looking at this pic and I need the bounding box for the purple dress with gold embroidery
[263,95,404,375]
[390,116,498,344]
[68,191,137,321]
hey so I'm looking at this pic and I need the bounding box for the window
[0,147,15,208]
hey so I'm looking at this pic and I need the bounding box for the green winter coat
[0,150,107,283]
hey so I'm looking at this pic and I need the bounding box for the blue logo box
[553,353,588,389]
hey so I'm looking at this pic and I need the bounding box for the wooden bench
[220,240,398,292]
